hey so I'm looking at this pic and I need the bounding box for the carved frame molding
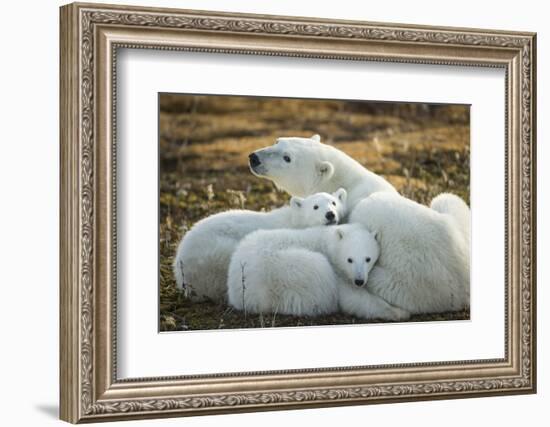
[60,2,536,423]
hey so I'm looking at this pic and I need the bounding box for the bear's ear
[290,196,304,209]
[311,134,321,142]
[373,230,380,242]
[334,188,347,204]
[335,227,345,240]
[317,161,334,180]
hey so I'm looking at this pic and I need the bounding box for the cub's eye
[283,155,291,163]
[332,201,336,206]
[313,205,319,210]
[347,258,353,263]
[365,257,371,263]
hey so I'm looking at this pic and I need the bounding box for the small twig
[178,260,194,299]
[218,306,234,329]
[240,262,247,320]
[178,260,186,290]
[165,311,186,322]
[271,301,280,328]
[227,189,247,209]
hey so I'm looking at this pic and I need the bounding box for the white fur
[349,192,470,314]
[173,190,347,301]
[251,135,471,315]
[249,134,397,211]
[227,224,409,321]
[430,192,471,247]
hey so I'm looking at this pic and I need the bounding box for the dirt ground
[159,94,470,332]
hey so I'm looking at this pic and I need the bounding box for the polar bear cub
[349,191,470,314]
[173,189,347,302]
[227,224,409,321]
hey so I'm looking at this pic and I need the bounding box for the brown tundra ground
[159,94,470,332]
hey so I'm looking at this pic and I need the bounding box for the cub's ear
[334,188,347,204]
[372,230,380,242]
[290,196,304,209]
[335,227,345,240]
[317,161,334,180]
[310,134,321,142]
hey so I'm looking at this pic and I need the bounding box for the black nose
[354,279,364,287]
[249,153,261,167]
[325,211,335,220]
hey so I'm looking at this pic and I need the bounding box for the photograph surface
[159,94,471,332]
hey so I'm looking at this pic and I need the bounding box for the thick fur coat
[173,190,347,301]
[248,134,397,212]
[227,224,409,321]
[249,135,470,314]
[349,192,470,314]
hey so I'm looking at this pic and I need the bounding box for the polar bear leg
[270,249,339,316]
[430,193,471,243]
[338,281,410,321]
[228,248,339,316]
[174,235,236,301]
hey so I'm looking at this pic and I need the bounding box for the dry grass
[159,94,470,332]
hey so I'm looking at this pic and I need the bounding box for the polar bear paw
[388,305,411,322]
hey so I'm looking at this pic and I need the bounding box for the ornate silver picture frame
[60,2,536,423]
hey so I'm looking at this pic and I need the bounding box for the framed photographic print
[60,2,537,423]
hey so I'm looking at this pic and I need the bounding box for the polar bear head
[331,224,380,287]
[290,188,347,227]
[248,134,335,197]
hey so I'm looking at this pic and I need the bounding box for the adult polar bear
[249,135,470,314]
[350,192,470,314]
[248,134,397,212]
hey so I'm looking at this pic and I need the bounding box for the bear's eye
[365,257,371,263]
[313,205,319,210]
[332,201,336,206]
[347,258,353,263]
[283,155,291,163]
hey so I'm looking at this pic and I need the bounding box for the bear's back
[350,192,470,312]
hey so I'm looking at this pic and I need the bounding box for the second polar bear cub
[227,224,409,321]
[173,189,347,302]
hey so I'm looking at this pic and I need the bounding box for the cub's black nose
[249,153,261,167]
[325,211,335,220]
[354,279,365,287]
